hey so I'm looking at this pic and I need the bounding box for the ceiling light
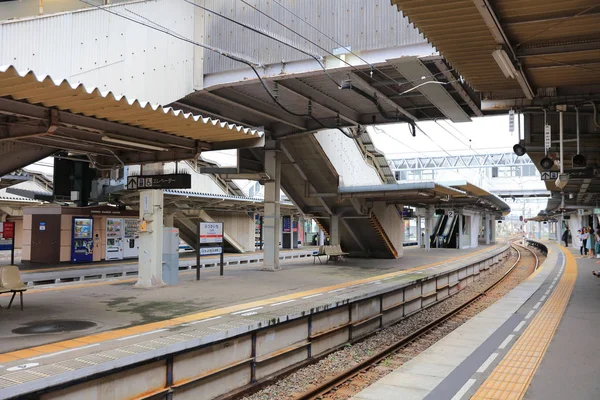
[540,157,554,170]
[492,49,517,79]
[101,136,168,151]
[513,144,527,157]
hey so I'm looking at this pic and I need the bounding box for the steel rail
[294,242,538,400]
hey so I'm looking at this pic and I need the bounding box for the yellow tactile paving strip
[472,246,576,400]
[0,244,503,364]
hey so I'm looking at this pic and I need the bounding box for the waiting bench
[313,245,349,264]
[0,266,27,310]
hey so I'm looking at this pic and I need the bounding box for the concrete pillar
[491,218,497,243]
[330,214,340,246]
[263,150,281,271]
[289,215,294,250]
[485,213,491,245]
[457,210,463,249]
[318,229,325,246]
[417,216,422,247]
[425,207,433,252]
[164,212,175,227]
[136,189,164,288]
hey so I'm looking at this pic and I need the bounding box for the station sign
[544,124,551,150]
[447,210,455,218]
[200,247,223,256]
[564,168,596,180]
[540,171,558,181]
[197,222,225,281]
[126,173,191,190]
[199,222,223,244]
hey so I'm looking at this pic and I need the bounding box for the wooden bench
[325,245,349,263]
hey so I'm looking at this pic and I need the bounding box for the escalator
[444,215,459,248]
[430,215,447,248]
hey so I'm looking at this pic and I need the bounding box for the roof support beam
[275,80,361,125]
[472,0,535,100]
[202,90,307,131]
[432,59,484,117]
[349,72,417,122]
[517,40,600,58]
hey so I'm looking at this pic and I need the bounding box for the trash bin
[162,227,179,285]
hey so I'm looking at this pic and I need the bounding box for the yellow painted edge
[472,244,577,400]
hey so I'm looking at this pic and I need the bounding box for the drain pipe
[559,110,564,242]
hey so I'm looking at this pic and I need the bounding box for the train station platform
[0,243,509,399]
[353,241,597,400]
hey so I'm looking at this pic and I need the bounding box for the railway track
[293,242,539,400]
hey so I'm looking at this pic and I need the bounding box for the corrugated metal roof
[391,0,600,95]
[203,0,426,74]
[0,65,263,143]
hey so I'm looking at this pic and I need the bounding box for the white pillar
[289,215,294,250]
[425,207,433,252]
[485,213,491,245]
[417,216,422,247]
[491,218,497,243]
[330,214,340,246]
[318,229,325,246]
[457,210,463,249]
[136,189,164,288]
[263,149,281,271]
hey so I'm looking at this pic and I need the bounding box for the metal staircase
[369,213,398,258]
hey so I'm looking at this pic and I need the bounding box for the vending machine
[105,218,124,260]
[123,218,139,259]
[72,217,94,263]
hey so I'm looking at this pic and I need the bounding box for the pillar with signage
[197,222,224,280]
[136,189,164,288]
[330,214,340,246]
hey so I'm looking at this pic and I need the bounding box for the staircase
[314,219,330,240]
[369,214,399,258]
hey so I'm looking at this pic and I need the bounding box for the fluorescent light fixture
[492,49,516,79]
[101,136,168,151]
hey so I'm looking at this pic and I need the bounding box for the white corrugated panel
[0,0,195,105]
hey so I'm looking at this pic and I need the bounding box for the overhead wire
[269,0,456,89]
[238,0,436,122]
[181,0,341,89]
[79,0,359,139]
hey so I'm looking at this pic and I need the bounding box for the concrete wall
[0,0,195,105]
[372,202,404,257]
[315,130,382,187]
[205,211,254,252]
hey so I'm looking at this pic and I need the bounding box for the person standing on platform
[586,226,595,258]
[580,228,589,256]
[562,227,570,247]
[595,228,600,259]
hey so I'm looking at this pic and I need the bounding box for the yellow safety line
[471,245,576,400]
[0,244,502,364]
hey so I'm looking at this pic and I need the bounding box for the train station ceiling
[176,56,483,138]
[390,0,600,107]
[0,66,264,175]
[390,1,600,212]
[338,181,510,215]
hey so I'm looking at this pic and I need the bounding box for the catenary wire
[270,0,454,87]
[181,0,341,89]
